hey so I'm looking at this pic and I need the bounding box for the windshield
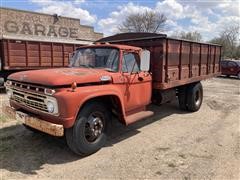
[69,47,119,72]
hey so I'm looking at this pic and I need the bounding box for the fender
[55,84,126,127]
[76,85,126,118]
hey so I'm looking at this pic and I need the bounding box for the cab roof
[76,44,142,51]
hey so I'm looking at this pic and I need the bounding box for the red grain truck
[4,33,221,155]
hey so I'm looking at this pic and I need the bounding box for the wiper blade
[104,68,116,72]
[79,64,94,68]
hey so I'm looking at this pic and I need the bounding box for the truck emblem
[100,75,111,81]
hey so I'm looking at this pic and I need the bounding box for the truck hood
[8,68,113,87]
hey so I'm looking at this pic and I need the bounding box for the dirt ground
[0,77,239,180]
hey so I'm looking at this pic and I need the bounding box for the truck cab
[5,44,153,155]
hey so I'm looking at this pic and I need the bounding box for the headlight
[46,101,55,113]
[44,97,58,114]
[5,80,12,87]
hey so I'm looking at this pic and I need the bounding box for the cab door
[120,51,152,112]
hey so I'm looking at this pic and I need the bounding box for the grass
[0,95,13,123]
[0,114,9,123]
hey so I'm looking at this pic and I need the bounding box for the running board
[125,111,154,125]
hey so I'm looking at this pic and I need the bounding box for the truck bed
[97,33,221,90]
[0,39,82,70]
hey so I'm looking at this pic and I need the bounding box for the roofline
[0,7,80,21]
[96,35,167,43]
[1,36,92,45]
[167,37,222,47]
[97,34,222,47]
[75,44,142,50]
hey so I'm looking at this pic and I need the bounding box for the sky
[1,0,239,41]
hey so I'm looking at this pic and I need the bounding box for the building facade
[0,7,103,44]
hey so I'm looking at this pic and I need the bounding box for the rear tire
[186,82,203,112]
[178,87,188,111]
[65,101,110,156]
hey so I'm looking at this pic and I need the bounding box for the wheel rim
[84,112,104,143]
[195,90,201,107]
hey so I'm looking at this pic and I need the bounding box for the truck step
[125,111,154,125]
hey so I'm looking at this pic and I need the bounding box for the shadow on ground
[0,88,6,94]
[0,100,188,175]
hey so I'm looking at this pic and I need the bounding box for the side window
[122,52,140,73]
[228,62,237,67]
[106,49,119,71]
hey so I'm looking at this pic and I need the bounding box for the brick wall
[0,7,103,43]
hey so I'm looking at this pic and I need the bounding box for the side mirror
[140,50,150,71]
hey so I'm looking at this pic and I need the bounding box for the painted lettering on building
[4,21,78,38]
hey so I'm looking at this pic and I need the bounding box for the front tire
[65,101,110,156]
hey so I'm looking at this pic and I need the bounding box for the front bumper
[3,105,64,137]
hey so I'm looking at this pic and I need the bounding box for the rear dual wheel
[178,87,188,110]
[65,101,110,156]
[178,82,203,112]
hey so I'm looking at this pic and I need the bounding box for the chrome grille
[11,81,45,93]
[11,88,48,112]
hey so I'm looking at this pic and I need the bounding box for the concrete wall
[0,7,103,43]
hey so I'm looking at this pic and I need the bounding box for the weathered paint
[0,39,83,70]
[97,33,221,90]
[6,36,221,128]
[3,105,64,136]
[0,7,103,42]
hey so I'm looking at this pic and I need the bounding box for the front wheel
[65,101,110,156]
[237,72,240,79]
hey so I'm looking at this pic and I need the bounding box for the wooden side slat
[207,45,209,74]
[51,43,53,67]
[179,40,182,80]
[199,44,202,76]
[213,46,216,73]
[7,40,10,67]
[62,44,65,66]
[189,43,193,77]
[39,42,42,66]
[25,41,28,67]
[165,39,169,83]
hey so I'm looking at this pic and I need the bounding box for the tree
[118,10,167,33]
[210,24,239,59]
[173,31,202,41]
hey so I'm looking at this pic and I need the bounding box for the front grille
[11,88,48,112]
[11,81,45,93]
